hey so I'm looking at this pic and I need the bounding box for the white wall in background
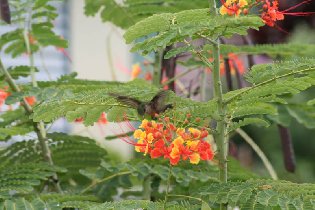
[69,0,133,159]
[69,0,132,81]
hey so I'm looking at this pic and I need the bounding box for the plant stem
[80,171,131,194]
[153,51,162,86]
[208,3,228,209]
[106,30,117,81]
[142,175,152,200]
[209,0,217,14]
[23,4,37,87]
[236,128,278,180]
[212,41,228,184]
[0,59,62,193]
[164,165,172,208]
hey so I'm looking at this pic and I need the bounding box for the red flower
[0,89,10,106]
[74,117,84,123]
[261,0,315,27]
[98,112,108,124]
[261,0,284,27]
[198,141,214,161]
[25,96,36,106]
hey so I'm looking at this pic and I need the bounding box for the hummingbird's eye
[137,107,145,115]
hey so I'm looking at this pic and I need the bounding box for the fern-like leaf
[124,9,263,55]
[198,179,315,210]
[220,43,315,58]
[84,0,209,29]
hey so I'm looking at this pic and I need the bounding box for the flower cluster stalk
[143,175,152,200]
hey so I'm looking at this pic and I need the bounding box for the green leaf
[220,43,315,58]
[164,45,194,59]
[0,126,33,141]
[0,66,39,80]
[307,98,315,106]
[228,118,270,133]
[84,0,209,29]
[0,163,65,198]
[124,9,263,54]
[286,104,315,129]
[32,79,216,125]
[198,179,315,210]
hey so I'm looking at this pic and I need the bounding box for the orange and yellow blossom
[133,118,214,166]
[220,0,248,16]
[131,63,141,79]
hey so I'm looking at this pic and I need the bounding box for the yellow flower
[186,140,200,151]
[140,119,149,129]
[134,129,146,140]
[239,0,248,8]
[176,128,185,136]
[170,147,180,159]
[135,139,144,152]
[189,153,200,164]
[146,133,154,143]
[173,136,184,148]
[188,128,201,138]
[219,0,248,16]
[220,6,228,15]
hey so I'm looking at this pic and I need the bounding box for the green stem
[142,175,152,200]
[23,4,37,87]
[106,31,117,81]
[236,128,278,180]
[80,171,131,194]
[183,37,228,186]
[153,52,162,86]
[212,41,228,184]
[161,67,196,87]
[208,0,217,14]
[164,165,172,208]
[0,59,62,193]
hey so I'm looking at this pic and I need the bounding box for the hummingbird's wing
[0,0,11,24]
[150,90,170,111]
[109,93,142,109]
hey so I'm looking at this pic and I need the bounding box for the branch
[80,171,131,194]
[236,128,278,180]
[0,58,63,193]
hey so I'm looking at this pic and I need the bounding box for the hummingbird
[109,90,173,118]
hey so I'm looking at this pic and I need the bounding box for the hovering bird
[0,0,11,24]
[109,90,173,118]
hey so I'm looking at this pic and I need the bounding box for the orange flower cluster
[133,119,214,165]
